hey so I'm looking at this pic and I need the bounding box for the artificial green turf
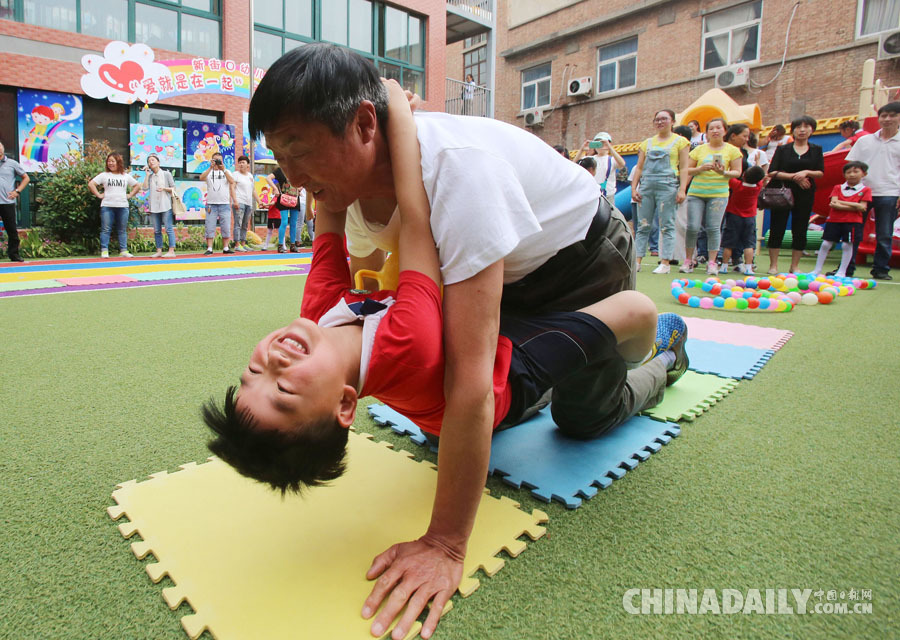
[1,256,897,640]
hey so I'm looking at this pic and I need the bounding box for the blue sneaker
[654,313,689,386]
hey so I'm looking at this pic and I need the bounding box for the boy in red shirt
[720,165,767,275]
[812,161,872,277]
[261,202,281,250]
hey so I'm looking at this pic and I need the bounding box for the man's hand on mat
[362,535,464,639]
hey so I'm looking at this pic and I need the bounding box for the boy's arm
[383,79,440,287]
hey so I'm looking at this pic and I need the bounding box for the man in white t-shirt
[247,44,672,638]
[200,152,237,254]
[846,102,900,280]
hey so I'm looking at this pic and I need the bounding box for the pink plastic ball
[700,297,714,309]
[787,291,802,304]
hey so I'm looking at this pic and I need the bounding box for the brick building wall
[492,0,900,148]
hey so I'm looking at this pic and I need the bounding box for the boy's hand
[676,187,686,204]
[362,536,463,639]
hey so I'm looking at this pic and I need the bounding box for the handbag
[172,192,187,217]
[757,185,794,209]
[279,192,298,208]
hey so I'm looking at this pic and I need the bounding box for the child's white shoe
[706,262,719,276]
[652,263,670,274]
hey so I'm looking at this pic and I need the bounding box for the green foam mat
[642,371,739,422]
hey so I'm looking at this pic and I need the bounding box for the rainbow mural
[17,90,84,172]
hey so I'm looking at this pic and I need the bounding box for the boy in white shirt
[232,155,259,252]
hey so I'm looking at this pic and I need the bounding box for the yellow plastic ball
[723,297,738,310]
[771,277,784,289]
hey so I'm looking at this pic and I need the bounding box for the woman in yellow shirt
[630,109,690,274]
[683,118,743,275]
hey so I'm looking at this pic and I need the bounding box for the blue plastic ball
[713,297,725,308]
[701,282,713,292]
[758,298,770,309]
[688,296,701,308]
[742,290,754,299]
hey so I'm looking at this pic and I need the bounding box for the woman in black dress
[766,115,825,274]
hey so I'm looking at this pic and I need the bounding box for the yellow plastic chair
[353,252,400,291]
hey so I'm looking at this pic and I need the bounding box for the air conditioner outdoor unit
[524,108,544,127]
[877,29,900,60]
[567,76,593,97]
[715,64,750,89]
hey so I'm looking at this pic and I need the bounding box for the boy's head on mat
[202,316,361,494]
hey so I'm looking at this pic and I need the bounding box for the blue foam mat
[686,338,774,380]
[367,403,680,509]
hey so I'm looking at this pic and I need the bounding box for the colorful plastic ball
[817,291,834,304]
[747,298,759,309]
[725,279,737,287]
[808,281,821,292]
[787,291,802,304]
[758,279,771,290]
[771,276,784,289]
[678,293,690,304]
[723,297,737,310]
[713,297,725,308]
[711,284,722,295]
[797,278,809,290]
[700,297,714,309]
[701,282,713,292]
[736,298,749,310]
[815,275,827,282]
[688,296,701,308]
[801,292,818,305]
[846,285,855,295]
[784,277,798,289]
[868,279,877,289]
[838,285,848,296]
[758,298,770,309]
[745,277,757,288]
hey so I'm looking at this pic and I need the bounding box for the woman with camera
[200,152,236,255]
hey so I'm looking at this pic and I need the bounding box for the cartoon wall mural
[130,124,184,169]
[17,90,84,172]
[242,111,275,162]
[185,121,235,173]
[254,175,276,207]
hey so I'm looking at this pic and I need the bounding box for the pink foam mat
[683,317,793,351]
[57,275,139,285]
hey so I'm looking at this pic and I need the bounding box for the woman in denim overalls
[630,109,690,274]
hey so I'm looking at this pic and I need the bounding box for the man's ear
[336,385,358,429]
[355,100,378,145]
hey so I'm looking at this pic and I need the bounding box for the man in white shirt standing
[847,102,900,280]
[0,140,29,262]
[200,152,237,255]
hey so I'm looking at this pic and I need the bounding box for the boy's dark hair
[771,124,786,136]
[843,160,868,174]
[237,155,250,163]
[790,115,817,132]
[673,125,692,140]
[249,43,388,139]
[877,101,900,116]
[742,165,766,184]
[202,386,349,495]
[839,120,860,132]
[552,144,569,157]
[578,156,597,170]
[747,131,758,148]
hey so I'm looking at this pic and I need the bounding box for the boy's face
[237,159,250,172]
[844,166,865,185]
[236,318,354,433]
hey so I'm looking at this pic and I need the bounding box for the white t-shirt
[92,172,138,208]
[233,171,255,206]
[205,169,233,205]
[846,129,900,196]
[345,112,600,285]
[747,148,768,167]
[627,166,638,203]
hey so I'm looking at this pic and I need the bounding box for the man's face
[878,110,900,133]
[0,143,4,159]
[236,318,350,434]
[237,159,250,172]
[264,116,369,211]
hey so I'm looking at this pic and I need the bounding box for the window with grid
[11,0,221,58]
[597,37,637,93]
[463,44,486,85]
[253,1,425,96]
[701,0,762,71]
[521,62,550,110]
[857,0,900,37]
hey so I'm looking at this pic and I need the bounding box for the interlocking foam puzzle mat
[685,339,774,380]
[682,316,794,351]
[370,404,680,509]
[0,253,311,297]
[108,431,547,640]
[368,316,791,507]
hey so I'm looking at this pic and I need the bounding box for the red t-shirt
[827,184,872,224]
[726,178,763,218]
[848,130,870,146]
[300,233,513,435]
[267,203,281,220]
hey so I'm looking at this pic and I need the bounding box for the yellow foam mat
[0,257,311,283]
[108,432,548,640]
